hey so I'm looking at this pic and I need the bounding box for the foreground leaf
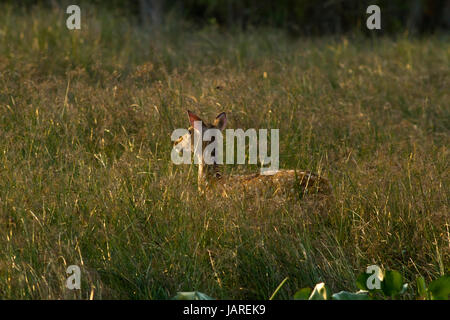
[416,276,428,299]
[428,275,450,300]
[332,290,370,300]
[294,288,312,300]
[356,272,371,291]
[382,270,404,297]
[309,282,328,300]
[172,291,215,300]
[356,269,383,292]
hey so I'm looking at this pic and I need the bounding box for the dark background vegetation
[7,0,450,35]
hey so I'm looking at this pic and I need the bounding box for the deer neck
[197,161,222,191]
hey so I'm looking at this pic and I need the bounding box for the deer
[173,110,332,199]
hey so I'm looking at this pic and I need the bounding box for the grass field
[0,5,448,299]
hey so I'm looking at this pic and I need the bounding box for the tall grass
[0,5,448,299]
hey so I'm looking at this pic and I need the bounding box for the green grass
[0,5,448,299]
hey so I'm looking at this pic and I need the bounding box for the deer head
[173,110,227,189]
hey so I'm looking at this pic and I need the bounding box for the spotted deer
[174,110,332,198]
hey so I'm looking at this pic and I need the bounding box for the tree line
[7,0,450,34]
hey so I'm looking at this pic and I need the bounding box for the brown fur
[175,111,332,198]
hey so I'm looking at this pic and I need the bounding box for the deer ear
[214,112,227,130]
[188,110,202,127]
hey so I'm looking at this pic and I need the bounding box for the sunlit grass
[0,5,448,299]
